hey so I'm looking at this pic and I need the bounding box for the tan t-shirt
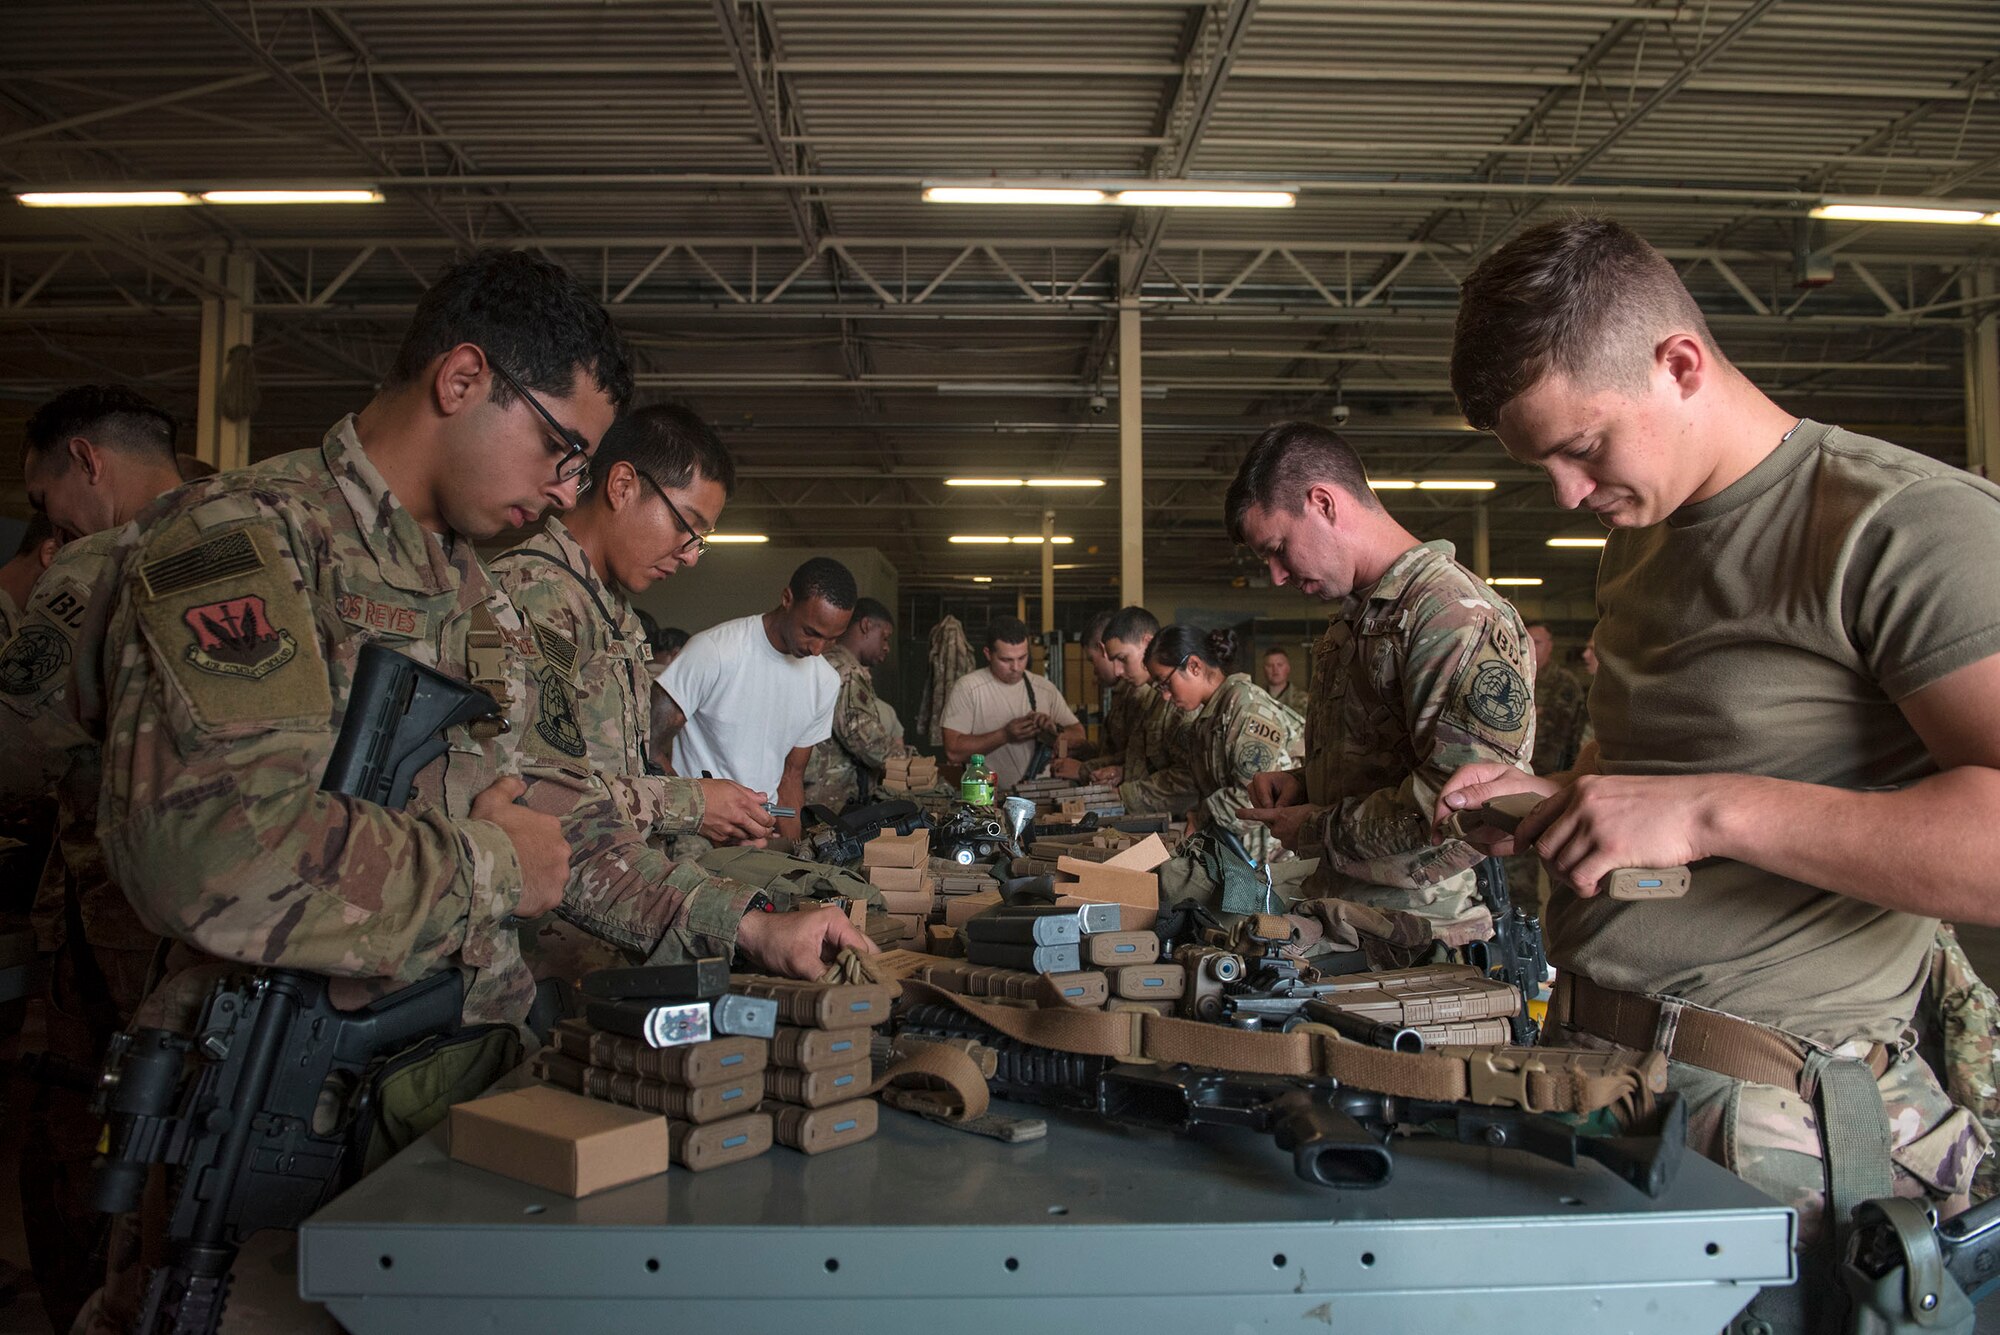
[939,667,1078,790]
[1553,419,2000,1048]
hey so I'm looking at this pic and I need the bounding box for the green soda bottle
[960,754,994,805]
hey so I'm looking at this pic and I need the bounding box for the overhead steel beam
[187,0,474,249]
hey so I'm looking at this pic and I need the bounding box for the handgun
[1447,792,1689,900]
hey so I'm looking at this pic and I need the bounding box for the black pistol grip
[1273,1094,1393,1189]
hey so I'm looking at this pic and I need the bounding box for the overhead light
[1418,480,1497,491]
[950,535,1012,544]
[924,180,1297,209]
[706,533,768,544]
[200,188,382,205]
[1546,536,1607,549]
[1368,479,1417,491]
[1024,478,1105,488]
[945,478,1024,487]
[936,382,1166,399]
[1486,577,1545,587]
[16,190,195,207]
[1111,188,1295,209]
[924,186,1107,206]
[1009,535,1074,544]
[971,576,994,583]
[1812,200,1989,226]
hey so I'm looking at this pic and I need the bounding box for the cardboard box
[863,828,930,868]
[874,887,936,916]
[884,912,924,943]
[1055,833,1170,930]
[450,1084,668,1198]
[868,864,928,894]
[944,889,1003,928]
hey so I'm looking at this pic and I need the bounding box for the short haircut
[1149,624,1237,670]
[386,249,633,413]
[24,385,177,470]
[1263,645,1289,658]
[653,625,690,656]
[1451,216,1717,431]
[985,615,1030,650]
[1225,421,1381,544]
[590,402,735,497]
[788,557,857,611]
[1083,608,1113,649]
[1102,605,1160,648]
[850,596,894,628]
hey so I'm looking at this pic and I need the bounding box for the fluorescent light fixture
[200,188,382,205]
[1546,536,1608,549]
[950,535,1012,544]
[1486,577,1545,587]
[705,533,768,544]
[16,190,195,207]
[924,186,1107,206]
[1024,478,1105,488]
[1112,188,1294,209]
[1368,479,1417,491]
[1009,535,1073,544]
[1418,480,1497,491]
[971,576,994,583]
[1811,201,1987,226]
[945,478,1024,487]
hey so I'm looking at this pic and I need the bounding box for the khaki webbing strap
[866,1039,992,1123]
[1554,971,1889,1093]
[897,980,1663,1116]
[465,603,512,710]
[1806,1047,1896,1252]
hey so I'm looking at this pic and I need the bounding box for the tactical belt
[1551,970,1891,1093]
[898,977,1664,1118]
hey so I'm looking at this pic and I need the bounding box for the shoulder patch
[532,667,587,757]
[1439,626,1533,760]
[530,619,579,680]
[0,623,69,696]
[181,596,299,681]
[139,528,264,600]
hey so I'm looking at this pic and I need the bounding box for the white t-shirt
[659,613,839,799]
[939,668,1078,790]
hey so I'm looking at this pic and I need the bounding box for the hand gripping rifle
[92,643,502,1335]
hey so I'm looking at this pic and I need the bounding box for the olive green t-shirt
[1551,419,2000,1048]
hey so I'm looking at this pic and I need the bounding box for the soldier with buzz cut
[803,595,909,811]
[493,403,798,982]
[1093,605,1202,815]
[1260,645,1308,716]
[1229,420,1536,942]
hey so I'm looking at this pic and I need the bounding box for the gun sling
[896,978,1664,1117]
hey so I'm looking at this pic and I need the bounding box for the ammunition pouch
[1842,1197,1976,1335]
[354,1024,522,1175]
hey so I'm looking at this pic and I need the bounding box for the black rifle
[320,641,504,807]
[897,1002,1686,1196]
[94,969,467,1335]
[94,644,498,1335]
[1463,857,1547,1045]
[800,797,927,866]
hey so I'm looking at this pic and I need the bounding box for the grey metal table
[300,1101,1795,1333]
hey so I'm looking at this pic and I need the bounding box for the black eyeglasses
[1149,659,1192,694]
[633,468,710,556]
[489,360,593,493]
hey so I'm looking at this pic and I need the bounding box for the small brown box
[449,1085,668,1198]
[869,864,928,894]
[944,890,1002,928]
[1107,962,1186,1001]
[863,828,930,868]
[883,912,923,943]
[770,1025,869,1071]
[668,1112,772,1172]
[771,1098,879,1155]
[874,886,935,915]
[1083,931,1161,967]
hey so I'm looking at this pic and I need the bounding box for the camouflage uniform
[801,643,907,811]
[1270,680,1309,716]
[94,418,759,1037]
[491,517,711,984]
[1296,540,1535,929]
[1530,660,1588,777]
[1100,677,1144,764]
[0,528,164,1332]
[1117,682,1202,815]
[1185,673,1305,864]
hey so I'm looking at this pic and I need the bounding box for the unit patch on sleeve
[182,595,299,681]
[533,667,587,758]
[1438,623,1533,761]
[0,623,70,696]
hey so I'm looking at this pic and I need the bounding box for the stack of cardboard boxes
[862,826,933,945]
[881,753,940,794]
